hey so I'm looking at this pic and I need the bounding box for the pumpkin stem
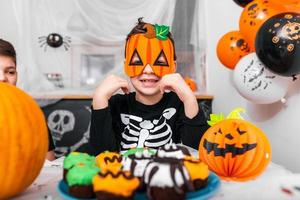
[143,23,156,39]
[226,107,245,119]
[207,107,246,126]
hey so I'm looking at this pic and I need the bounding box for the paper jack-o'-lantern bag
[199,108,271,181]
[124,20,176,77]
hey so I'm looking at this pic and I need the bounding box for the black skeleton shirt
[89,92,209,155]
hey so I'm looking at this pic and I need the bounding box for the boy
[0,38,56,161]
[89,18,209,155]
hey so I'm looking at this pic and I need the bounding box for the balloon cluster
[217,0,300,104]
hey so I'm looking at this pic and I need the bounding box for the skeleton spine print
[120,108,176,150]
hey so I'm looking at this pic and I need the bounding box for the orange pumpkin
[199,109,271,181]
[0,83,48,199]
[216,31,252,69]
[184,77,197,92]
[124,24,176,77]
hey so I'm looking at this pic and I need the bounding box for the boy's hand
[93,75,130,109]
[160,73,199,118]
[160,73,194,103]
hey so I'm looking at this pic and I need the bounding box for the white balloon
[233,53,290,104]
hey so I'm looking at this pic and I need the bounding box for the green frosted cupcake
[63,152,96,180]
[66,163,100,198]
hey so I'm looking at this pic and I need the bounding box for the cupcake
[122,148,156,191]
[183,156,209,190]
[143,157,193,200]
[93,170,140,200]
[156,143,191,159]
[96,151,122,173]
[63,152,96,180]
[66,163,100,198]
[122,148,156,178]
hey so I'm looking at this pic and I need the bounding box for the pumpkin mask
[124,23,176,77]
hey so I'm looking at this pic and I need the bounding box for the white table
[13,155,300,200]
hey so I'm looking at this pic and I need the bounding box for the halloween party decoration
[0,83,48,199]
[233,53,290,104]
[256,13,300,77]
[38,33,71,51]
[199,108,271,181]
[239,0,282,50]
[184,77,198,92]
[124,19,176,77]
[233,0,254,7]
[217,31,252,69]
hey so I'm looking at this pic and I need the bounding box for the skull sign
[47,110,75,141]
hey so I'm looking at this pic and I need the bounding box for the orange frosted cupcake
[183,156,209,190]
[96,151,122,173]
[93,170,140,200]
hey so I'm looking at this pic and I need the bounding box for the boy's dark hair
[126,17,176,60]
[0,39,17,65]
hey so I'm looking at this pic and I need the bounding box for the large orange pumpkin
[0,83,48,199]
[124,24,176,77]
[199,109,271,181]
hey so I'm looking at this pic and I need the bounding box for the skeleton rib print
[120,108,176,150]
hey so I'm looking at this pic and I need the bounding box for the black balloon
[232,0,253,7]
[255,13,300,77]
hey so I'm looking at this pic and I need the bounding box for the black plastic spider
[38,33,71,51]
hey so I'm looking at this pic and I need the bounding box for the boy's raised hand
[160,73,199,118]
[160,73,194,103]
[93,75,130,109]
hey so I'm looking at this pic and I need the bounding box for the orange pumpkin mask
[124,23,176,77]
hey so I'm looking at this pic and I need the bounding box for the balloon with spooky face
[233,53,290,104]
[239,0,282,50]
[256,13,300,76]
[199,110,271,181]
[124,24,176,77]
[217,31,252,70]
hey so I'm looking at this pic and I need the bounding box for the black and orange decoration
[199,108,271,181]
[256,13,300,77]
[124,19,176,77]
[216,31,252,70]
[239,0,282,50]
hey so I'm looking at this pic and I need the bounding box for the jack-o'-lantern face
[124,29,176,77]
[282,21,300,40]
[236,38,251,52]
[199,118,271,181]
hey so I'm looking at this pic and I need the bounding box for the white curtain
[11,0,207,95]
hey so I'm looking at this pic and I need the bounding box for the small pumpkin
[125,22,176,77]
[0,83,48,199]
[184,77,197,92]
[199,108,271,181]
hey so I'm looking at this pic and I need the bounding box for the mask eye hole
[129,49,143,66]
[153,50,169,66]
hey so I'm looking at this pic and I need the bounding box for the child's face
[0,55,17,86]
[130,64,161,96]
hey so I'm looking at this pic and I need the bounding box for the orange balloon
[239,0,283,50]
[216,31,252,70]
[199,119,271,181]
[270,0,300,13]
